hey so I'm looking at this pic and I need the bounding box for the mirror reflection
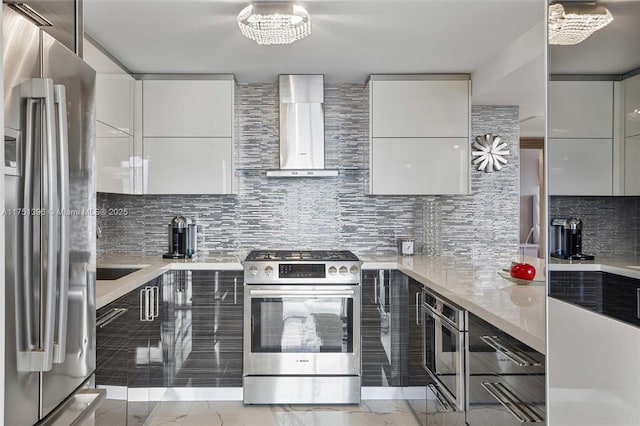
[547,1,640,424]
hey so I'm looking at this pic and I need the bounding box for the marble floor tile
[144,400,420,426]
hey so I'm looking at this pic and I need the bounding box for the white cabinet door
[371,80,469,138]
[624,74,640,138]
[371,137,469,195]
[624,136,640,195]
[96,135,132,194]
[548,81,613,138]
[143,80,233,138]
[548,138,613,195]
[143,138,233,194]
[96,74,134,135]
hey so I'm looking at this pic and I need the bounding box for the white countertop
[97,253,546,354]
[548,256,640,279]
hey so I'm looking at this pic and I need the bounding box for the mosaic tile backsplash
[549,196,640,257]
[97,83,520,262]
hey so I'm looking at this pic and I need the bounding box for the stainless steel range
[242,250,362,404]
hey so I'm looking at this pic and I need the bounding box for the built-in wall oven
[242,250,362,404]
[422,288,468,426]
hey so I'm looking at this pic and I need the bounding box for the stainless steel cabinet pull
[415,292,421,325]
[53,84,69,364]
[97,308,128,328]
[374,276,378,304]
[481,382,544,423]
[139,289,145,321]
[234,276,238,305]
[152,286,159,319]
[480,335,543,367]
[427,384,453,412]
[637,288,640,319]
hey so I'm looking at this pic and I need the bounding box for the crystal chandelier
[237,2,311,45]
[549,2,613,45]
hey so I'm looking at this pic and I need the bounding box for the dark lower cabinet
[95,269,243,425]
[466,312,545,426]
[164,270,243,387]
[550,271,640,326]
[361,270,429,425]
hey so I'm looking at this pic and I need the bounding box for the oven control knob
[350,265,359,275]
[339,266,348,275]
[264,266,274,276]
[249,266,258,276]
[328,266,337,276]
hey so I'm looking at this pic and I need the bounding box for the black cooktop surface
[245,250,359,262]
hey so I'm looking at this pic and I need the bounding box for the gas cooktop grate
[245,250,359,262]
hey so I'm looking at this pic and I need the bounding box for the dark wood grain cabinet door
[163,270,243,387]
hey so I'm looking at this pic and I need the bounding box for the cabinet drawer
[468,314,545,376]
[371,137,469,195]
[467,375,545,426]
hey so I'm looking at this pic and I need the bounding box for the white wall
[520,148,541,244]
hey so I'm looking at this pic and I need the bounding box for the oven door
[423,302,465,411]
[244,285,361,376]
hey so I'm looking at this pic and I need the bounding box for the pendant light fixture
[549,1,613,45]
[237,2,311,45]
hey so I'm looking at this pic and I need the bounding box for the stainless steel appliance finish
[3,5,98,424]
[422,288,467,426]
[163,215,197,258]
[266,75,338,177]
[549,216,594,260]
[243,250,362,404]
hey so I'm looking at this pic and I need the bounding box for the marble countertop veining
[362,255,546,354]
[96,252,546,354]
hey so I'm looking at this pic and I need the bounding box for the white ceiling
[84,0,547,134]
[549,0,640,75]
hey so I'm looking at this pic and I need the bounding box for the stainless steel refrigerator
[3,4,103,425]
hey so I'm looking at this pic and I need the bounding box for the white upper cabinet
[371,78,470,138]
[624,136,640,195]
[624,73,640,138]
[143,80,233,138]
[83,38,137,194]
[368,75,470,195]
[143,137,232,194]
[371,137,469,195]
[549,81,613,138]
[548,138,613,196]
[96,74,134,135]
[141,77,235,195]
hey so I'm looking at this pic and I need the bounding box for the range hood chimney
[267,74,338,177]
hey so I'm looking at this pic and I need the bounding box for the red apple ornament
[510,227,536,281]
[510,262,536,281]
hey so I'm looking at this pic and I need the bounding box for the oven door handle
[249,289,355,298]
[423,303,460,335]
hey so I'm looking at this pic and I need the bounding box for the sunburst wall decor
[471,134,509,173]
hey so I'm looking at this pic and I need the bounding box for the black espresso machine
[163,215,197,259]
[550,217,594,260]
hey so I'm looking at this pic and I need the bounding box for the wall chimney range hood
[267,74,338,177]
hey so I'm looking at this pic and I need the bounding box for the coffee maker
[163,215,197,259]
[549,217,594,260]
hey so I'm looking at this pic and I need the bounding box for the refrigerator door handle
[53,84,70,364]
[17,78,58,372]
